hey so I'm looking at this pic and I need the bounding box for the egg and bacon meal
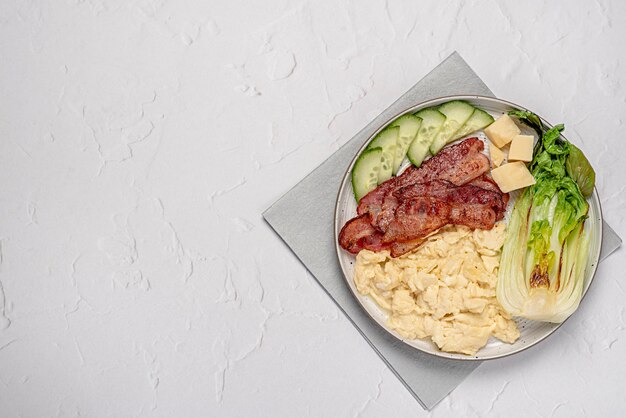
[338,102,596,356]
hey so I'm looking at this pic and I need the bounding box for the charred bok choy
[496,111,596,323]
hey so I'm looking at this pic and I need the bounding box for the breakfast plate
[334,95,603,360]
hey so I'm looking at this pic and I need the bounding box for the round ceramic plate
[334,95,603,361]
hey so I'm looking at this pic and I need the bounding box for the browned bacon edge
[338,214,389,254]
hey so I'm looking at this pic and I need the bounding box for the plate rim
[333,94,604,361]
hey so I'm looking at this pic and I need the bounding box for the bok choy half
[496,111,596,323]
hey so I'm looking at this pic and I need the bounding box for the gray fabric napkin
[263,52,621,410]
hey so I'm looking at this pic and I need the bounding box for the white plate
[334,95,603,361]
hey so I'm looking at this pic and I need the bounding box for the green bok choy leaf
[496,114,594,323]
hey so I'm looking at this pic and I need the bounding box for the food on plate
[354,223,520,356]
[340,138,509,257]
[351,147,383,202]
[491,161,536,193]
[429,101,476,154]
[381,180,507,241]
[507,110,596,197]
[390,114,422,174]
[359,138,491,223]
[351,101,495,201]
[566,143,595,198]
[338,214,387,254]
[484,114,521,148]
[508,134,534,162]
[488,141,505,168]
[341,102,597,357]
[367,126,399,184]
[450,108,494,142]
[496,111,596,323]
[407,108,445,167]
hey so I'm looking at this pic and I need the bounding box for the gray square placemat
[263,52,622,410]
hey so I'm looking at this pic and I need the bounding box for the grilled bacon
[358,138,491,229]
[357,138,490,223]
[381,197,451,243]
[338,214,390,254]
[339,138,509,257]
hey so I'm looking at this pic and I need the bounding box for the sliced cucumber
[429,101,475,155]
[407,108,445,167]
[390,114,422,174]
[450,108,495,141]
[367,126,398,184]
[352,147,382,201]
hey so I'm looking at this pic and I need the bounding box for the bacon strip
[359,138,491,229]
[338,214,390,254]
[396,180,507,218]
[450,204,497,230]
[467,173,510,213]
[382,197,451,243]
[390,238,427,258]
[339,138,509,257]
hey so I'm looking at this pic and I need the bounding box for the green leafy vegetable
[508,110,543,138]
[496,112,594,323]
[508,110,595,197]
[566,143,596,198]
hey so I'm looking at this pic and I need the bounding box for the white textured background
[1,1,625,417]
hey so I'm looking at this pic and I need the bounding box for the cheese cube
[488,141,505,168]
[484,114,521,148]
[491,161,536,193]
[509,135,534,162]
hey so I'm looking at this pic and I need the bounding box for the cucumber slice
[407,108,445,167]
[351,147,382,202]
[429,101,475,155]
[367,126,398,184]
[390,114,422,174]
[450,108,495,141]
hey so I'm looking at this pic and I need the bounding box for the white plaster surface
[1,1,625,416]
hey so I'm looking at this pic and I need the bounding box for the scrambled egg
[354,223,520,356]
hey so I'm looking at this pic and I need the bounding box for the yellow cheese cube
[509,135,534,162]
[484,114,521,148]
[491,161,536,193]
[488,141,505,168]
